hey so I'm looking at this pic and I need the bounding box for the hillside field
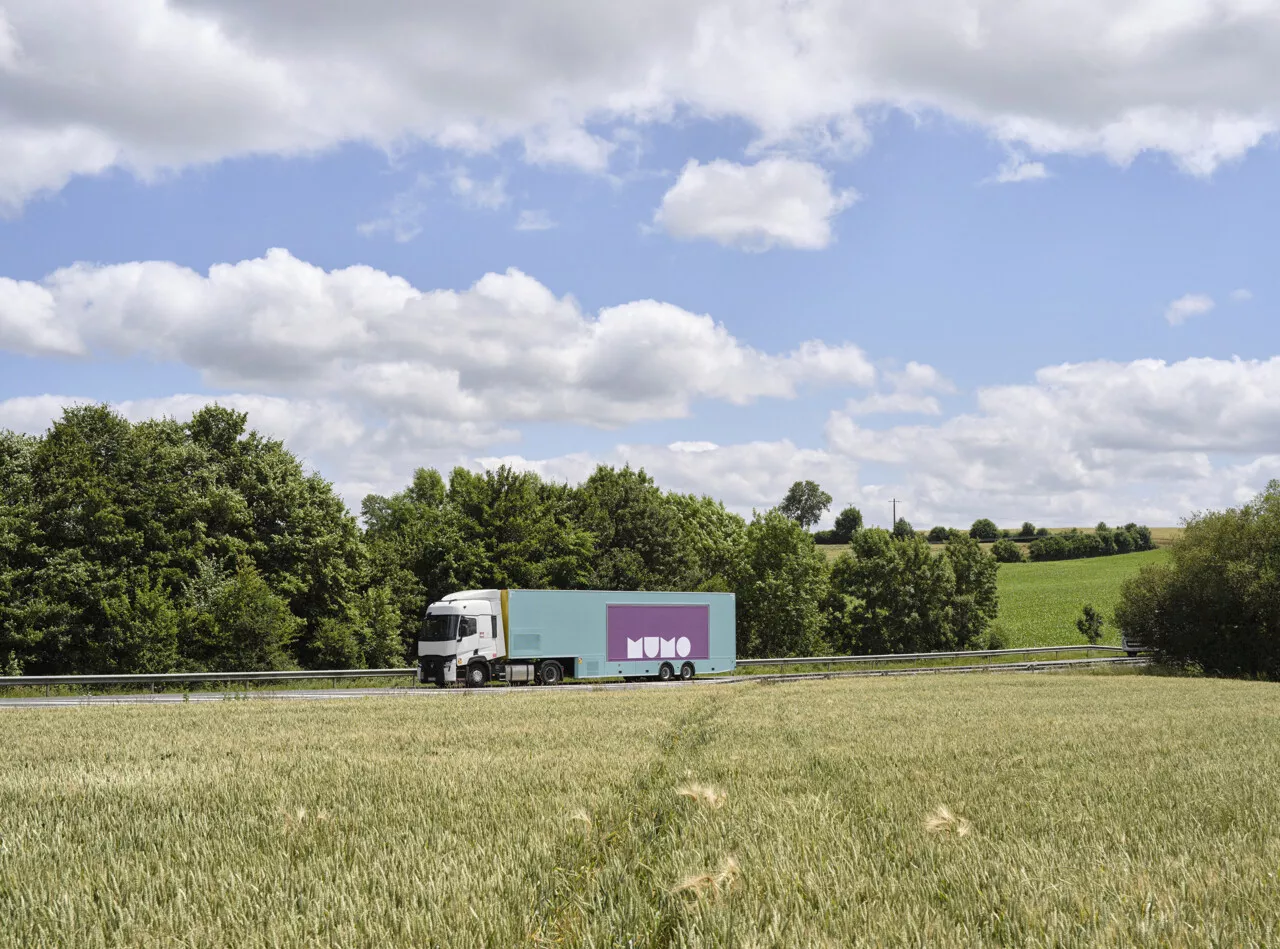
[995,548,1170,647]
[817,544,1171,648]
[3,674,1279,948]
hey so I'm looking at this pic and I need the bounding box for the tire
[657,662,674,682]
[465,662,489,688]
[679,662,695,681]
[432,668,447,689]
[538,660,563,686]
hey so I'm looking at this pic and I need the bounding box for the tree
[572,465,690,590]
[185,562,303,671]
[1114,481,1280,677]
[1076,604,1104,645]
[827,530,955,654]
[892,518,914,539]
[778,481,832,530]
[1020,522,1037,538]
[0,403,364,674]
[942,535,1000,649]
[969,518,999,541]
[831,505,863,544]
[927,526,950,543]
[732,510,829,658]
[991,538,1025,563]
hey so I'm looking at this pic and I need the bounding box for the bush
[832,506,863,544]
[1036,527,1051,537]
[1076,604,1104,644]
[1019,522,1036,538]
[827,529,996,654]
[969,518,999,541]
[983,623,1009,650]
[1114,481,1280,677]
[927,526,950,543]
[893,518,914,540]
[991,538,1025,563]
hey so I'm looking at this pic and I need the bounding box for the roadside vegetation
[3,674,1279,948]
[0,403,1269,681]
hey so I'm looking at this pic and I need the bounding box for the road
[0,656,1144,708]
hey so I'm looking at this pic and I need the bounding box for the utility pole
[892,498,898,527]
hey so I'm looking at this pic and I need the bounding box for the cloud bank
[4,0,1280,209]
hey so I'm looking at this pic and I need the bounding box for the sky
[1,0,1278,529]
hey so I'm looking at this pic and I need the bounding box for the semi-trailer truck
[416,588,736,687]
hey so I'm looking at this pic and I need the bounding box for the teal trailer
[417,588,735,687]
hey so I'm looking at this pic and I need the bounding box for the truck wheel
[658,663,674,682]
[432,668,447,689]
[680,662,695,681]
[465,662,489,688]
[538,661,563,686]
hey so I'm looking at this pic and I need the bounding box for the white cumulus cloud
[655,159,858,251]
[0,249,877,435]
[1165,293,1215,325]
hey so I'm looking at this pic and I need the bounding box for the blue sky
[1,0,1278,528]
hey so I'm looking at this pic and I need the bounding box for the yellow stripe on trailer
[499,588,510,658]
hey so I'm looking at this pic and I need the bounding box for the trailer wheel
[680,662,695,681]
[538,661,563,686]
[465,662,489,688]
[657,662,674,682]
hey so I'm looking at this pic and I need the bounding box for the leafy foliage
[969,518,999,540]
[991,538,1025,563]
[1076,604,1104,644]
[927,525,951,543]
[1114,481,1280,677]
[1028,525,1155,562]
[778,480,832,530]
[732,510,829,658]
[831,505,863,543]
[826,529,998,654]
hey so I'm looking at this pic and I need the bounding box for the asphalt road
[0,657,1144,708]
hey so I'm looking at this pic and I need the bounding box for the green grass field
[3,673,1278,948]
[995,548,1169,647]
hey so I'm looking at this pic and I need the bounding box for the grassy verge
[2,673,1278,947]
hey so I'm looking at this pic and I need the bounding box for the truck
[416,589,736,687]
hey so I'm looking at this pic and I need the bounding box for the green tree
[828,529,955,654]
[572,465,690,590]
[1076,604,1104,644]
[927,526,950,543]
[186,562,303,671]
[892,517,914,540]
[732,510,829,658]
[1019,521,1037,538]
[969,518,1000,541]
[943,535,1000,649]
[832,505,863,544]
[991,538,1025,563]
[667,493,746,591]
[1115,481,1280,676]
[778,481,832,530]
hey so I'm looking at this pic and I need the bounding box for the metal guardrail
[1,667,416,695]
[737,644,1128,670]
[0,646,1134,694]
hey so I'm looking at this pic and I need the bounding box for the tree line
[0,405,1006,676]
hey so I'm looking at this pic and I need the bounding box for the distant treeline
[2,404,1135,677]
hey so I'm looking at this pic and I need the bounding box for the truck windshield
[423,614,458,642]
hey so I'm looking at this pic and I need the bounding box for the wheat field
[3,672,1279,948]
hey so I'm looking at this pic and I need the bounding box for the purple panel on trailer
[606,604,710,662]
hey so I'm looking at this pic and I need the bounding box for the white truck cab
[418,589,504,687]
